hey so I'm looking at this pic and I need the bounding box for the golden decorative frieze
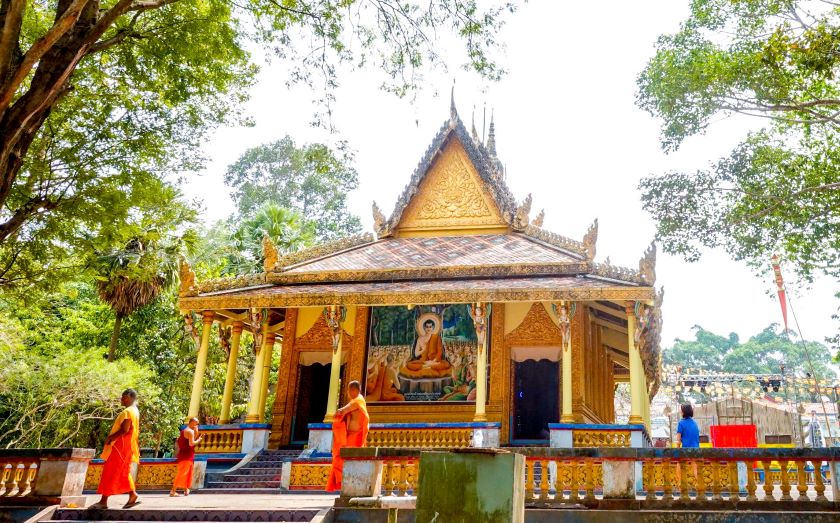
[267,261,592,286]
[397,138,505,231]
[289,462,330,489]
[179,285,656,311]
[276,233,375,271]
[504,303,563,347]
[196,273,267,295]
[85,462,181,491]
[590,260,643,284]
[523,225,587,259]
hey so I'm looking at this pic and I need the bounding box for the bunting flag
[771,254,789,332]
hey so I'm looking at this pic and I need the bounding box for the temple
[174,97,664,486]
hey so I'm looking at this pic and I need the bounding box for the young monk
[170,417,202,496]
[326,381,369,492]
[93,389,140,509]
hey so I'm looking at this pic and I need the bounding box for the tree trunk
[108,312,123,362]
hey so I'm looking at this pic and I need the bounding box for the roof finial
[487,110,497,156]
[449,81,457,125]
[471,106,479,141]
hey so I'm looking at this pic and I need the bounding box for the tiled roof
[180,274,654,310]
[281,233,584,276]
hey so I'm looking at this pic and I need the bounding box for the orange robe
[97,405,140,496]
[404,334,451,375]
[326,396,369,492]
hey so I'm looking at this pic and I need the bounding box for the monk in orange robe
[93,389,140,509]
[170,417,202,496]
[326,381,369,492]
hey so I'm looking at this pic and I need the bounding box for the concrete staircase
[202,449,301,492]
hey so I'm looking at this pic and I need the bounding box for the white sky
[184,1,839,350]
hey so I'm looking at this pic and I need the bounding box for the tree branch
[0,0,91,110]
[0,0,25,85]
[0,196,60,242]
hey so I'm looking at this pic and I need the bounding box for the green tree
[664,324,835,379]
[231,203,315,271]
[225,137,361,241]
[637,0,840,280]
[0,0,516,291]
[95,223,195,361]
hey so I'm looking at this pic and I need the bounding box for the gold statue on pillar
[324,305,347,353]
[468,303,489,348]
[178,256,197,297]
[262,235,279,273]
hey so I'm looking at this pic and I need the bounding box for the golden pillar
[258,332,277,420]
[323,306,346,422]
[557,302,575,423]
[245,313,269,423]
[472,303,489,422]
[219,321,244,424]
[187,311,215,421]
[626,303,644,425]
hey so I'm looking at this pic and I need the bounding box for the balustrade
[194,429,244,454]
[367,428,472,449]
[0,448,94,507]
[340,447,840,507]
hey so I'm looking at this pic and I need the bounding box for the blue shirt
[677,418,700,448]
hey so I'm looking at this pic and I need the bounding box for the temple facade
[177,99,664,455]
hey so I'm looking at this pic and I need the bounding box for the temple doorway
[291,362,344,444]
[512,359,559,442]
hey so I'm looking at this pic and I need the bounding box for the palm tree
[96,235,182,361]
[230,203,315,272]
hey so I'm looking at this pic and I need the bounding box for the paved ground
[80,493,337,511]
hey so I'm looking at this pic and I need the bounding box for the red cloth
[710,424,757,448]
[176,430,196,462]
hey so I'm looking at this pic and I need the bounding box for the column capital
[232,321,245,334]
[265,332,277,344]
[202,310,215,324]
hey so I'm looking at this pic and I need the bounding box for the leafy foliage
[637,0,840,280]
[663,324,835,378]
[225,137,361,241]
[0,0,517,291]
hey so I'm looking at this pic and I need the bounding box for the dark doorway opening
[513,359,559,442]
[292,362,332,444]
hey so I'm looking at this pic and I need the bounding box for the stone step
[218,474,283,484]
[51,508,319,522]
[246,460,289,467]
[204,480,284,489]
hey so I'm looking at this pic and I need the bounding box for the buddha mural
[400,313,452,378]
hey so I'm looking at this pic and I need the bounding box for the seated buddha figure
[400,317,451,378]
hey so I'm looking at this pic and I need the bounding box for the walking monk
[326,381,369,492]
[93,389,140,509]
[170,417,202,496]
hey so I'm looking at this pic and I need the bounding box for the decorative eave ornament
[372,201,388,237]
[178,256,197,297]
[512,194,532,231]
[639,242,657,285]
[263,235,279,273]
[583,218,598,262]
[531,210,545,228]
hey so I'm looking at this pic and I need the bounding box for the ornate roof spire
[449,83,457,127]
[487,110,497,156]
[471,107,479,141]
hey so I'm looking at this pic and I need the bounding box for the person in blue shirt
[675,403,700,448]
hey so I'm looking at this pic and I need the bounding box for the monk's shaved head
[122,389,137,400]
[348,381,361,391]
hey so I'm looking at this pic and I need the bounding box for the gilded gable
[395,137,509,236]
